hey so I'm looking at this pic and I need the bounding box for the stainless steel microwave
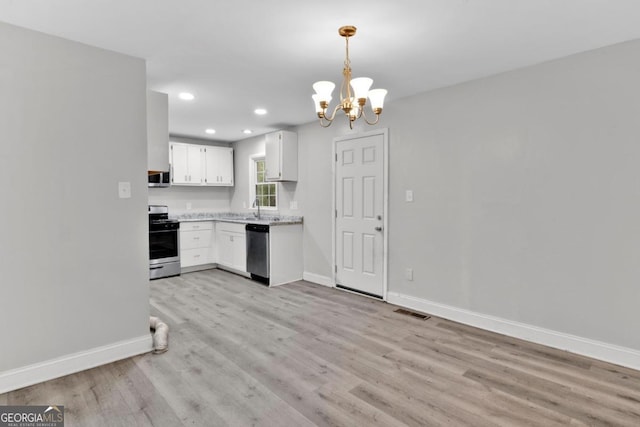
[148,171,170,188]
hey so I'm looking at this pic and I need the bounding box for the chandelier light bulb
[349,99,360,119]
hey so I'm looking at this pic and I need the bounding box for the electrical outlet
[186,202,192,210]
[405,268,413,281]
[290,201,298,210]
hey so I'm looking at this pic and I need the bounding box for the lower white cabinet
[178,219,301,282]
[269,224,303,286]
[216,222,247,273]
[180,221,215,269]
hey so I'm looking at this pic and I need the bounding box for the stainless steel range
[149,205,180,280]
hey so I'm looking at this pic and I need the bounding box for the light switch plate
[405,268,413,281]
[290,201,298,210]
[118,182,131,199]
[406,190,414,202]
[186,202,192,210]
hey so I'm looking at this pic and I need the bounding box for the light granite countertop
[170,212,303,226]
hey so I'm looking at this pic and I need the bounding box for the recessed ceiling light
[205,128,216,134]
[254,108,267,115]
[243,129,253,134]
[178,92,195,101]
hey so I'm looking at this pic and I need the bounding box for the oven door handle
[150,265,164,270]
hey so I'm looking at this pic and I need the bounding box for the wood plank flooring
[2,269,640,426]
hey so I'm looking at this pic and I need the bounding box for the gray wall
[296,39,640,352]
[230,133,301,216]
[0,22,150,371]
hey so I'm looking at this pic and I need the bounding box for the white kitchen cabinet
[216,222,247,274]
[170,143,203,185]
[147,91,169,172]
[171,142,234,187]
[204,146,234,186]
[180,221,215,270]
[269,224,303,286]
[265,130,298,182]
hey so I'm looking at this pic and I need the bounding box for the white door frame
[332,128,389,300]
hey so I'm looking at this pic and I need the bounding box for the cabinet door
[232,232,246,272]
[170,143,190,184]
[218,147,234,185]
[172,143,203,185]
[217,230,234,267]
[265,132,281,181]
[204,146,234,186]
[265,131,297,181]
[187,145,203,184]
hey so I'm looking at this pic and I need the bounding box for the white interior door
[335,132,386,298]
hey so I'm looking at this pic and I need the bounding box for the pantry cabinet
[265,130,297,182]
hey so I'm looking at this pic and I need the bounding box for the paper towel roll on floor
[150,316,169,354]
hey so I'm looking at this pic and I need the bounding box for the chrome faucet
[252,197,261,219]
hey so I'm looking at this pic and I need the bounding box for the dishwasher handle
[246,224,270,233]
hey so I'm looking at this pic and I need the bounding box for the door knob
[375,226,383,232]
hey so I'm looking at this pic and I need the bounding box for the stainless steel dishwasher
[246,224,269,284]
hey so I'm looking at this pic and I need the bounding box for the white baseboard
[0,335,152,394]
[387,292,640,371]
[303,272,334,288]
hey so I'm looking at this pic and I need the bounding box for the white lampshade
[312,94,323,113]
[312,81,335,103]
[368,88,387,110]
[350,77,373,100]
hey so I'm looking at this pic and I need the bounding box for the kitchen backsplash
[148,186,231,214]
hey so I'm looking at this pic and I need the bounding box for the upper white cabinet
[147,91,169,171]
[204,146,234,186]
[265,131,298,182]
[170,142,234,187]
[170,143,203,185]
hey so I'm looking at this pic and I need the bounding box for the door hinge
[335,265,338,273]
[335,153,338,162]
[335,209,337,218]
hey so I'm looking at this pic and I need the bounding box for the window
[253,158,277,209]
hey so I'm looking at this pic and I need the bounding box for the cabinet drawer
[216,221,246,234]
[181,248,212,267]
[180,221,214,232]
[180,229,213,250]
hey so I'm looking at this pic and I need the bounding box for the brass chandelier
[312,26,387,128]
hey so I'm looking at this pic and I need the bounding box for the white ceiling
[3,0,640,142]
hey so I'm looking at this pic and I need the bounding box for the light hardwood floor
[2,269,640,426]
